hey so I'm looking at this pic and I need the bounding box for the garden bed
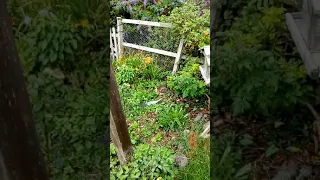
[110,52,210,179]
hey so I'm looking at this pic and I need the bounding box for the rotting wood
[110,65,132,164]
[0,1,49,179]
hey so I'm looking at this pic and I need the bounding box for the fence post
[172,39,184,74]
[117,17,124,56]
[0,1,49,179]
[110,65,132,164]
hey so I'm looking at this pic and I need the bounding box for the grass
[176,137,210,180]
[112,52,210,179]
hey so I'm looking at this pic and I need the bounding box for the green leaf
[70,39,77,49]
[265,145,279,158]
[286,147,301,153]
[234,163,252,179]
[274,121,284,128]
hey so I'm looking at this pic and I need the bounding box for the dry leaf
[189,131,197,149]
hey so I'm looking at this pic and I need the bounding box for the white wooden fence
[110,17,184,74]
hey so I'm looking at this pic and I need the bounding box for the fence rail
[110,17,183,74]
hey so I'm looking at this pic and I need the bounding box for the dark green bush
[110,144,175,179]
[167,59,207,99]
[211,42,312,116]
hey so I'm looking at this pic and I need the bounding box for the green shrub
[161,0,210,53]
[157,103,188,131]
[167,59,207,99]
[110,144,175,180]
[23,13,84,70]
[211,42,312,116]
[226,7,288,57]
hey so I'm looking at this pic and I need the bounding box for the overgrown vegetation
[212,0,320,179]
[112,50,209,179]
[9,0,109,179]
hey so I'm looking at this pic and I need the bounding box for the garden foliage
[11,1,109,179]
[212,6,312,116]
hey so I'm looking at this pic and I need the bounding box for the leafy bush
[110,144,175,179]
[211,42,312,116]
[23,12,84,71]
[161,0,210,53]
[157,103,189,130]
[114,53,165,84]
[225,7,288,57]
[167,59,207,99]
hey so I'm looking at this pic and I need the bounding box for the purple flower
[144,0,148,9]
[172,2,175,6]
[160,8,164,13]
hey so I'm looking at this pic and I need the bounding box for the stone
[194,113,203,122]
[174,153,188,168]
[299,165,312,178]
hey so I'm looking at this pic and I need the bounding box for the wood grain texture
[0,1,49,179]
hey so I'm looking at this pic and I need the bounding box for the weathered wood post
[286,0,320,78]
[0,1,49,179]
[110,65,132,164]
[117,17,124,56]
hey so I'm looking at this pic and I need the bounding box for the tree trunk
[0,1,49,179]
[110,65,132,164]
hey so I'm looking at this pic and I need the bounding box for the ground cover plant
[9,0,109,179]
[111,51,210,179]
[212,0,320,179]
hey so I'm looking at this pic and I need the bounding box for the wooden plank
[0,2,49,179]
[123,42,177,57]
[200,66,210,85]
[112,27,119,60]
[122,18,172,28]
[110,29,114,60]
[286,13,319,78]
[117,17,124,55]
[172,39,184,74]
[110,65,132,164]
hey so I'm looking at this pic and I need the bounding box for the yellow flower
[133,67,138,71]
[80,19,89,28]
[72,19,89,28]
[144,57,152,64]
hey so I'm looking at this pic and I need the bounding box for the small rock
[203,114,208,119]
[174,153,188,168]
[178,144,184,150]
[300,165,312,178]
[194,113,203,122]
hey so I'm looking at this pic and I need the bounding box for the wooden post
[110,65,132,164]
[110,29,114,61]
[172,39,184,75]
[0,1,49,179]
[117,17,124,56]
[112,27,119,60]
